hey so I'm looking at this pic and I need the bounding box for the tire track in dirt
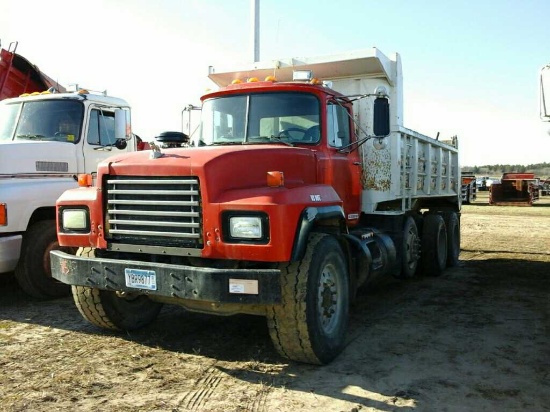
[177,364,224,411]
[245,381,271,412]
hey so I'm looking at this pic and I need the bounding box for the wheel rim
[317,262,343,335]
[404,223,419,272]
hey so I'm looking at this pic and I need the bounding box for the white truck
[0,88,135,298]
[51,48,461,364]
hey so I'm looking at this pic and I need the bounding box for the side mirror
[114,108,131,140]
[115,139,128,150]
[373,97,390,137]
[540,65,550,122]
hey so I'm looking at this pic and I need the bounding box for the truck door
[325,102,361,222]
[82,107,128,173]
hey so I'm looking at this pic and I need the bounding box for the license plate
[124,268,157,291]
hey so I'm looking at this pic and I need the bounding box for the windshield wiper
[247,135,294,146]
[16,134,47,140]
[209,141,244,146]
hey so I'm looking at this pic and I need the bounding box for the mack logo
[310,194,321,202]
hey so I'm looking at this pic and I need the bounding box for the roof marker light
[231,79,243,84]
[293,70,312,81]
[265,75,277,82]
[247,77,259,83]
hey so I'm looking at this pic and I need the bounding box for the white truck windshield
[0,100,84,143]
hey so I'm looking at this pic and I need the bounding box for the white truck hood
[0,141,79,175]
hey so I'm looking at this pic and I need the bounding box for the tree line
[462,162,550,177]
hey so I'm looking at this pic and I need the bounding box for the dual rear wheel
[401,211,460,278]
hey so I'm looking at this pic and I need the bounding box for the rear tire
[442,212,460,267]
[71,247,162,330]
[419,214,448,277]
[267,233,349,365]
[14,220,74,299]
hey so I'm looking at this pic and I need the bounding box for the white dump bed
[209,48,460,214]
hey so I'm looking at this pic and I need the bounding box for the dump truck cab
[50,48,460,365]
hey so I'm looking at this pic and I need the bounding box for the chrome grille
[105,176,202,248]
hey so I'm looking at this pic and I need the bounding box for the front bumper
[0,234,22,273]
[50,251,281,305]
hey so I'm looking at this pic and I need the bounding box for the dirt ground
[1,191,549,412]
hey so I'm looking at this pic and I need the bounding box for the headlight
[222,211,269,244]
[230,216,262,239]
[61,208,89,231]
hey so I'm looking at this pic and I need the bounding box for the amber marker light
[247,77,259,83]
[267,171,284,187]
[231,79,243,84]
[78,174,93,187]
[0,203,7,226]
[264,75,277,82]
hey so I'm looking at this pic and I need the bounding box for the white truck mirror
[115,108,131,140]
[540,66,550,122]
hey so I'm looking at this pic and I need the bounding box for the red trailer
[489,173,540,206]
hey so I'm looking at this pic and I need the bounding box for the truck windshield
[0,100,84,143]
[198,92,320,146]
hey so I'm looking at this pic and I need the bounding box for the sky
[1,0,549,167]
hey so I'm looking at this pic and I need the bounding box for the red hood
[97,145,318,202]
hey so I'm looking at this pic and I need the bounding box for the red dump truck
[0,41,65,99]
[50,48,461,364]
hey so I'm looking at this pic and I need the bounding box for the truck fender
[290,205,345,262]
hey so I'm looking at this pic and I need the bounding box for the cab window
[327,103,351,148]
[87,109,116,146]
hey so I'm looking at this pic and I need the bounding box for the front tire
[267,233,349,365]
[14,220,74,299]
[72,286,163,331]
[71,247,162,331]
